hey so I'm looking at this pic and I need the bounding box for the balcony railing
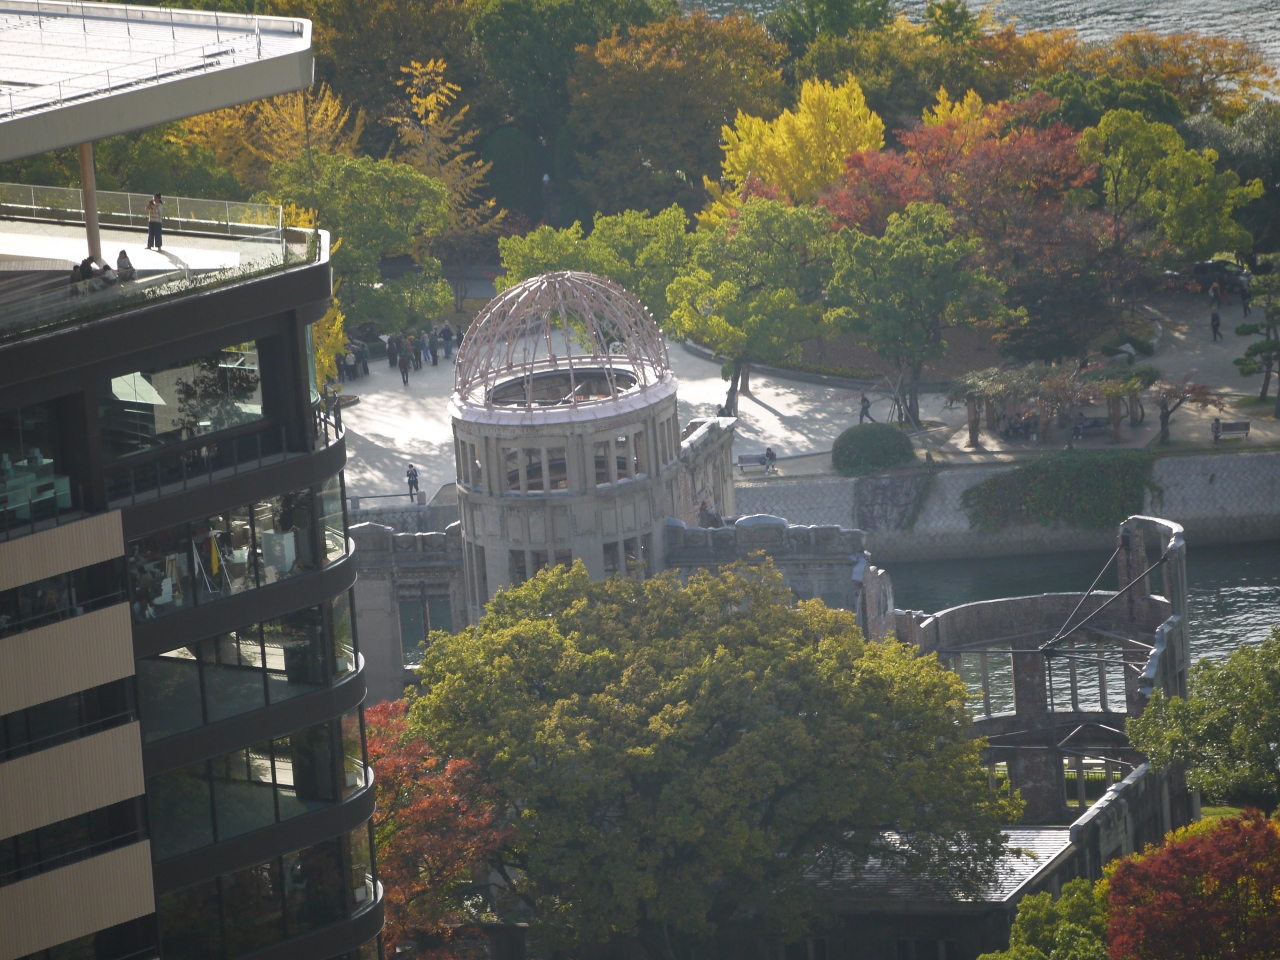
[0,183,319,344]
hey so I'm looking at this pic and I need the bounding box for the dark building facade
[0,231,382,960]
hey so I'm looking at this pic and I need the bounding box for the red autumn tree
[1107,810,1280,960]
[825,92,1111,360]
[365,700,511,958]
[821,149,934,236]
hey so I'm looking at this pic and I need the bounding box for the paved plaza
[339,287,1279,500]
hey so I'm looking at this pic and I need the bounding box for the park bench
[1073,417,1109,439]
[737,452,778,474]
[1213,420,1250,443]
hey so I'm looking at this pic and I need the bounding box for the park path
[338,289,1276,499]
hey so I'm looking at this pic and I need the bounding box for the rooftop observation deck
[0,0,313,161]
[0,183,323,345]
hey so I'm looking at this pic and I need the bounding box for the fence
[0,182,283,238]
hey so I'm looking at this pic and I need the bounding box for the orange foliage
[366,701,511,958]
[1075,30,1275,119]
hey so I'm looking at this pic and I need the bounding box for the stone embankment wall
[735,451,1280,561]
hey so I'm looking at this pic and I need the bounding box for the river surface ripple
[884,540,1280,664]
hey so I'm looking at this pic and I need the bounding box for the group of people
[335,340,371,383]
[388,325,456,386]
[69,249,137,293]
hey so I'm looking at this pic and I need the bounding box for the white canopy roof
[0,0,312,162]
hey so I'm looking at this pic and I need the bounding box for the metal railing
[0,1,298,121]
[0,182,283,237]
[0,184,309,344]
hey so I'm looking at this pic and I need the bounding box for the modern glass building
[0,4,381,960]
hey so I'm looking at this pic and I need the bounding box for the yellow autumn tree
[922,86,985,126]
[388,60,503,276]
[312,300,347,389]
[254,83,365,165]
[183,83,364,190]
[718,75,885,204]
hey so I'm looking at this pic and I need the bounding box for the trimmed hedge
[832,423,917,477]
[961,451,1157,532]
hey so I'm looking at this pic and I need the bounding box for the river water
[697,0,1280,65]
[884,539,1280,665]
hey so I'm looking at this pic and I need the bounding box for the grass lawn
[1199,805,1245,819]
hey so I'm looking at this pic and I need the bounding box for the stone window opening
[546,446,568,491]
[503,448,520,493]
[593,441,611,487]
[633,429,648,478]
[524,449,544,493]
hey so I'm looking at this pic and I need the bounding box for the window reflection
[192,508,256,603]
[147,715,365,861]
[155,835,364,960]
[137,599,347,743]
[0,558,125,639]
[317,475,345,566]
[100,344,263,462]
[0,397,77,528]
[127,479,344,623]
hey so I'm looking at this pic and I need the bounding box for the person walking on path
[410,333,422,371]
[428,328,440,366]
[359,342,370,376]
[1242,285,1252,317]
[398,350,411,385]
[1209,280,1221,308]
[1211,310,1223,341]
[345,349,359,382]
[387,336,399,369]
[145,194,164,250]
[335,351,347,383]
[442,324,454,360]
[859,392,875,423]
[406,464,420,499]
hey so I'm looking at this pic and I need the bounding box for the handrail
[0,182,283,237]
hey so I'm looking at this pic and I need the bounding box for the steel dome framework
[453,270,671,410]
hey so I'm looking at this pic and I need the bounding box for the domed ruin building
[447,271,736,621]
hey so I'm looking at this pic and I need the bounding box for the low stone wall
[735,451,1280,561]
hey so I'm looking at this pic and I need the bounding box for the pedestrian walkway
[336,290,1280,500]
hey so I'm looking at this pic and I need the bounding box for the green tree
[495,205,693,323]
[1032,71,1186,129]
[566,12,788,217]
[794,21,995,134]
[280,0,491,154]
[411,560,1021,960]
[923,0,981,44]
[826,202,1010,424]
[1182,101,1280,255]
[1232,274,1280,414]
[472,0,676,144]
[1130,627,1280,810]
[269,154,451,329]
[667,199,836,411]
[1078,109,1263,301]
[977,878,1108,960]
[763,0,893,60]
[0,124,244,199]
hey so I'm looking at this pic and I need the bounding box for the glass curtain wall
[147,710,364,860]
[127,477,344,622]
[137,595,354,742]
[155,827,376,960]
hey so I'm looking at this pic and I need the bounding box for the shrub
[831,422,917,476]
[961,451,1156,531]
